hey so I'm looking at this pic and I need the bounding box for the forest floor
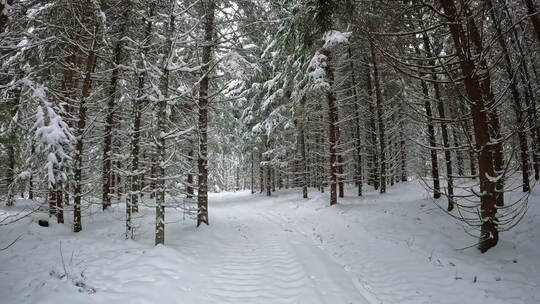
[1,180,539,304]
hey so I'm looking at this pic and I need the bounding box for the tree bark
[187,145,194,199]
[74,24,99,233]
[440,0,499,252]
[197,0,215,227]
[299,115,309,199]
[422,34,453,208]
[323,50,338,205]
[259,150,264,193]
[365,60,379,190]
[155,1,176,244]
[489,0,530,192]
[0,0,13,33]
[522,0,540,42]
[349,47,363,195]
[266,161,272,196]
[503,2,540,180]
[370,42,386,194]
[250,148,255,194]
[102,27,124,211]
[414,43,441,199]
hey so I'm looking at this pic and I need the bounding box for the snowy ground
[1,181,539,304]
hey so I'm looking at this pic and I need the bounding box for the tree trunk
[414,43,441,199]
[266,162,272,196]
[271,167,276,192]
[28,142,34,200]
[56,183,64,224]
[365,60,379,190]
[440,0,499,252]
[503,2,540,180]
[0,0,13,33]
[434,81,454,208]
[398,100,408,182]
[250,148,255,194]
[422,34,453,208]
[350,47,363,195]
[522,0,540,42]
[489,0,530,192]
[48,189,56,219]
[370,42,386,194]
[74,24,98,233]
[155,2,176,244]
[127,6,153,237]
[102,38,123,211]
[300,118,308,198]
[323,50,338,206]
[259,150,264,193]
[235,164,240,191]
[197,0,214,227]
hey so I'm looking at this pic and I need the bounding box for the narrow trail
[201,193,371,304]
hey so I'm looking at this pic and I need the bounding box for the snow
[308,52,330,91]
[322,30,351,50]
[1,181,539,303]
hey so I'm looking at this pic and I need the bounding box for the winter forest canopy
[1,0,540,303]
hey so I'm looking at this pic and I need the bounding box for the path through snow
[1,181,539,303]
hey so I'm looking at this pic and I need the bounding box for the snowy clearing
[1,181,539,304]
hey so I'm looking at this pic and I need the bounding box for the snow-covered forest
[1,0,540,303]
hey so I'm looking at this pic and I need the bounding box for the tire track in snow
[264,206,498,304]
[207,227,307,303]
[258,211,372,304]
[267,209,458,304]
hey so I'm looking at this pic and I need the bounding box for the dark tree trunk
[503,3,540,180]
[155,1,176,244]
[266,163,272,196]
[323,50,338,205]
[440,0,499,252]
[350,47,363,195]
[449,110,465,177]
[414,43,441,199]
[102,37,123,211]
[187,144,194,199]
[299,116,309,198]
[48,189,56,219]
[365,60,379,190]
[489,0,530,192]
[397,101,408,182]
[0,0,13,33]
[423,34,453,208]
[56,183,64,224]
[28,142,34,200]
[259,150,264,193]
[235,165,240,191]
[197,0,214,227]
[522,0,540,42]
[370,42,386,194]
[434,82,454,208]
[129,70,145,213]
[271,167,276,192]
[250,148,255,194]
[74,25,98,233]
